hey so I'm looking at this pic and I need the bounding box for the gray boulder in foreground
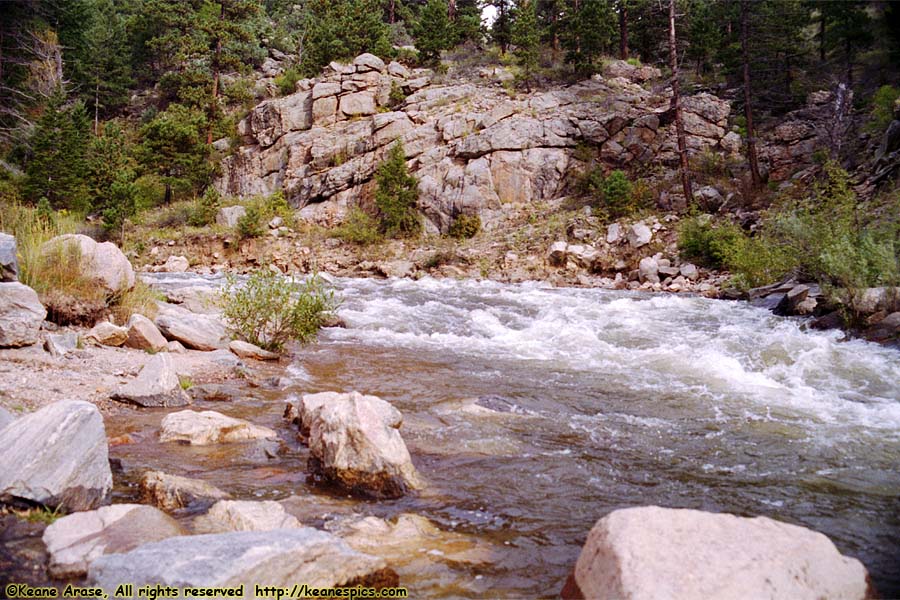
[88,528,398,595]
[0,281,46,347]
[562,506,873,600]
[0,400,112,511]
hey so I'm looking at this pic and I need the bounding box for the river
[121,274,900,597]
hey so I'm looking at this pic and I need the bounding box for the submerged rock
[562,506,872,600]
[139,470,231,511]
[0,400,112,511]
[159,409,277,445]
[111,353,190,407]
[43,504,184,578]
[300,391,421,499]
[193,500,301,534]
[0,282,46,347]
[88,529,398,594]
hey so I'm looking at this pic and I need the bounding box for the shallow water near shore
[119,274,900,597]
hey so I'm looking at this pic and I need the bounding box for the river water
[124,274,900,597]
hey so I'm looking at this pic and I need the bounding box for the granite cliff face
[216,55,736,233]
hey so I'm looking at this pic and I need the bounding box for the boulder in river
[301,391,421,499]
[40,234,134,296]
[0,281,45,347]
[154,302,228,351]
[229,339,279,361]
[561,506,873,600]
[111,353,190,407]
[159,409,277,445]
[193,500,302,534]
[43,504,184,578]
[139,470,231,511]
[0,400,112,511]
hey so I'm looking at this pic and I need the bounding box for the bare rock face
[159,410,277,445]
[124,313,168,352]
[42,504,184,578]
[299,391,421,499]
[562,506,873,600]
[139,470,231,511]
[0,282,46,347]
[0,400,112,511]
[88,528,399,592]
[111,353,190,408]
[40,234,134,296]
[193,500,302,534]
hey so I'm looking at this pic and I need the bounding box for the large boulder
[42,504,184,578]
[0,232,18,282]
[299,391,421,499]
[562,506,872,600]
[41,234,134,296]
[139,471,230,512]
[194,500,302,534]
[215,206,247,228]
[88,529,399,592]
[0,400,112,511]
[0,282,46,347]
[111,353,190,408]
[124,313,168,352]
[159,410,277,445]
[154,302,228,351]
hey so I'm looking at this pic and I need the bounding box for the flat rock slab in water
[111,353,190,407]
[159,410,277,445]
[193,500,302,534]
[140,470,231,512]
[87,528,398,594]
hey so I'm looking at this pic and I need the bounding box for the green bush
[375,142,420,238]
[677,216,745,269]
[388,81,407,108]
[187,187,221,227]
[449,213,481,239]
[219,268,340,351]
[581,168,640,219]
[237,205,264,238]
[334,206,383,245]
[867,85,900,134]
[275,67,301,97]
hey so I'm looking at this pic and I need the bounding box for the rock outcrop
[40,234,135,296]
[43,504,184,578]
[88,529,399,593]
[111,353,191,407]
[289,391,420,498]
[159,410,277,445]
[0,400,112,511]
[139,470,231,511]
[0,282,46,347]
[562,506,872,600]
[217,55,732,234]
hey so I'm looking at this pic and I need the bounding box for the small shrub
[275,67,301,97]
[219,268,340,351]
[449,213,481,239]
[375,142,420,238]
[187,188,221,227]
[237,205,264,239]
[677,216,745,269]
[626,57,642,67]
[334,207,383,245]
[693,148,728,177]
[388,81,407,108]
[581,168,640,220]
[867,85,900,134]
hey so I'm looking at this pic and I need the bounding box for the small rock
[159,255,189,273]
[124,314,168,352]
[43,504,184,578]
[165,340,186,353]
[0,282,46,347]
[189,384,241,402]
[377,260,415,279]
[353,53,386,73]
[606,223,622,244]
[45,332,80,357]
[111,353,191,408]
[627,222,652,248]
[229,340,279,361]
[658,265,680,278]
[194,500,302,534]
[139,471,231,511]
[160,410,277,445]
[0,233,18,282]
[86,321,129,347]
[680,263,699,281]
[548,241,569,266]
[215,206,247,228]
[268,216,284,229]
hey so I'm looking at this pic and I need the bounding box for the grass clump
[219,267,340,352]
[275,67,301,97]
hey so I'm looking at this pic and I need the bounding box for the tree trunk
[208,2,225,145]
[448,0,456,20]
[819,13,825,62]
[741,0,761,187]
[668,0,692,205]
[94,83,99,136]
[389,0,395,23]
[619,1,629,60]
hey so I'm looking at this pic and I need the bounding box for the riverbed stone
[86,321,128,346]
[638,257,659,284]
[229,339,279,361]
[40,234,134,296]
[111,353,190,408]
[194,500,302,534]
[680,263,699,281]
[43,504,184,578]
[139,471,231,511]
[562,506,872,600]
[302,391,421,499]
[215,206,247,228]
[154,302,228,351]
[627,222,652,248]
[159,410,277,445]
[0,233,18,282]
[45,332,79,357]
[88,528,399,593]
[124,313,168,352]
[0,282,46,347]
[0,400,112,511]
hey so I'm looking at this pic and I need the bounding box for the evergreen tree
[452,0,483,46]
[563,0,617,75]
[87,122,137,235]
[23,90,90,211]
[685,0,722,75]
[819,1,873,86]
[491,0,513,54]
[512,0,541,90]
[299,0,392,76]
[417,0,452,64]
[375,142,420,238]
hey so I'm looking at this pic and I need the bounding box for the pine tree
[299,0,392,76]
[87,122,137,235]
[491,0,513,54]
[563,0,617,75]
[375,142,420,238]
[417,0,452,64]
[512,0,541,90]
